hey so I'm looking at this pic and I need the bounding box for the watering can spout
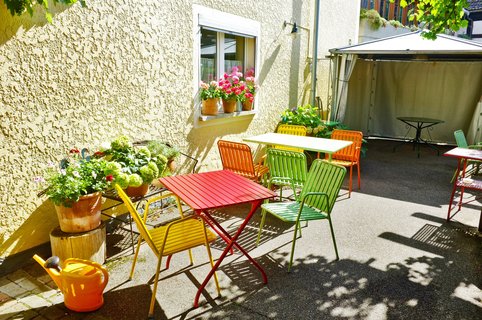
[33,254,63,289]
[32,254,109,312]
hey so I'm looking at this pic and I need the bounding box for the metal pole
[310,0,320,107]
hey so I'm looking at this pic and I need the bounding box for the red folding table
[159,170,275,307]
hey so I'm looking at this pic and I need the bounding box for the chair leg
[327,217,339,260]
[288,221,301,272]
[348,166,353,197]
[357,163,361,190]
[129,236,143,280]
[256,208,268,246]
[202,224,221,295]
[148,255,163,318]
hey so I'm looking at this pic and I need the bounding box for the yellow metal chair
[276,124,307,153]
[114,185,220,318]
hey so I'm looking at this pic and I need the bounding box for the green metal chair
[265,148,308,202]
[256,159,346,271]
[451,130,482,182]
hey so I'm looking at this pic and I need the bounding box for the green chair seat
[261,202,329,222]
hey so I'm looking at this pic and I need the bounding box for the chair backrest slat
[267,149,307,188]
[300,160,346,213]
[275,124,307,153]
[454,130,469,148]
[218,140,256,180]
[328,129,363,162]
[115,184,158,254]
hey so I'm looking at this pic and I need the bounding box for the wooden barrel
[50,221,106,264]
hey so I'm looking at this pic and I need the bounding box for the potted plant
[218,66,246,113]
[101,136,166,197]
[200,81,221,115]
[36,148,114,233]
[240,67,256,111]
[146,141,180,175]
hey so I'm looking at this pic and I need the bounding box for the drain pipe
[310,0,320,107]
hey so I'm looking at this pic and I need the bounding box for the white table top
[244,132,352,154]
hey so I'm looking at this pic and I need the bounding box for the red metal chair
[217,140,269,184]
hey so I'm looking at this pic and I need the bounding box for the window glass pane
[200,29,217,82]
[224,34,244,74]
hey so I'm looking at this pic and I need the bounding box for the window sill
[195,109,257,128]
[199,110,256,121]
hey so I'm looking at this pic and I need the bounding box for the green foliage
[146,140,180,161]
[360,9,387,30]
[199,81,221,100]
[102,136,165,186]
[280,105,334,138]
[393,0,469,40]
[3,0,86,22]
[38,149,113,207]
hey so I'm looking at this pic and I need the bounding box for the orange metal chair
[217,140,269,183]
[326,129,363,197]
[276,124,307,153]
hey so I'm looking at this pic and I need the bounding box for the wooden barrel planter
[50,221,106,265]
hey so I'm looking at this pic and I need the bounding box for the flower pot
[222,99,237,113]
[124,183,150,197]
[168,159,177,172]
[54,192,102,233]
[242,100,253,111]
[201,98,219,115]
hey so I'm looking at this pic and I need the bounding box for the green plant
[101,136,164,187]
[199,81,221,100]
[280,105,331,137]
[35,148,113,207]
[392,0,468,40]
[279,104,368,156]
[360,9,387,30]
[3,0,86,22]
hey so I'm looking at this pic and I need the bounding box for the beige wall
[0,0,356,257]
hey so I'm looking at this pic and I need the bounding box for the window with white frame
[200,28,256,83]
[193,5,260,120]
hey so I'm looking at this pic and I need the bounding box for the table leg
[194,200,267,307]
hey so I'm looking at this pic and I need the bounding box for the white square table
[244,132,352,161]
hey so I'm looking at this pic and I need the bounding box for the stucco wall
[0,0,356,257]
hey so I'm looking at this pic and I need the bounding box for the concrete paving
[1,139,481,319]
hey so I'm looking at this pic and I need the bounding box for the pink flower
[69,148,80,154]
[223,73,229,79]
[245,67,255,77]
[236,72,243,78]
[200,81,209,90]
[209,80,217,87]
[232,76,239,84]
[231,66,239,73]
[106,175,114,182]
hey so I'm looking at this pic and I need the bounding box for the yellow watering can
[33,255,109,312]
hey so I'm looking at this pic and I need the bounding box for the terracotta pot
[222,99,237,113]
[168,159,177,172]
[201,98,219,115]
[242,100,253,111]
[54,192,102,233]
[124,183,150,197]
